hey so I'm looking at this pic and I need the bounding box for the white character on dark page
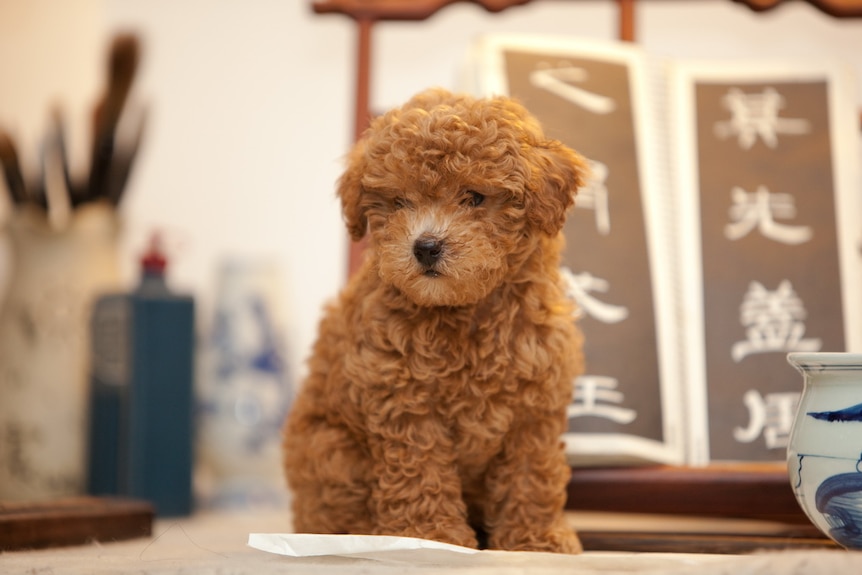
[724,185,812,245]
[733,389,800,449]
[530,62,616,114]
[575,160,611,235]
[714,87,810,149]
[731,280,821,362]
[561,268,629,324]
[568,375,637,424]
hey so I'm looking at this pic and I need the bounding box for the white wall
[1,0,861,382]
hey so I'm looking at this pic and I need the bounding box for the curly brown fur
[283,88,588,553]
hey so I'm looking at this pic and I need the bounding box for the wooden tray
[0,497,153,551]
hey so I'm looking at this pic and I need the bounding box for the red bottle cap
[141,232,167,273]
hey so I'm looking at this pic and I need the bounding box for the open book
[462,35,862,466]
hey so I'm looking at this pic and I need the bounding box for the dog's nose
[413,237,443,268]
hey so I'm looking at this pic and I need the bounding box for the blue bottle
[87,235,195,516]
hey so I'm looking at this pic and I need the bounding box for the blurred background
[2,0,861,379]
[0,0,862,378]
[1,0,861,512]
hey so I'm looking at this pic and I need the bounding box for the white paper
[248,532,479,558]
[246,532,742,572]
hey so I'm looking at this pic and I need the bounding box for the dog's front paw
[376,522,479,549]
[530,528,583,554]
[490,522,583,554]
[431,525,480,550]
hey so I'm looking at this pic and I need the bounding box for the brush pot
[787,352,862,549]
[0,203,121,500]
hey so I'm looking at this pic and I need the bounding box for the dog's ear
[526,141,589,235]
[337,142,368,241]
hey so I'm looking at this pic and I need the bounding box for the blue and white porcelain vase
[197,258,292,509]
[787,352,862,549]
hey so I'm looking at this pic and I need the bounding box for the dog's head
[338,88,588,307]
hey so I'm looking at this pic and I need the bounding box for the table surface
[2,508,862,574]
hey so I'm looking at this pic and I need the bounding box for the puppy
[283,88,587,553]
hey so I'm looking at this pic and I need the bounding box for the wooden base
[579,528,837,554]
[567,463,808,523]
[0,497,153,551]
[565,463,838,553]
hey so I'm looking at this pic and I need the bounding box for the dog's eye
[393,197,407,210]
[462,190,485,208]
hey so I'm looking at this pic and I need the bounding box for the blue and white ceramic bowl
[787,352,862,549]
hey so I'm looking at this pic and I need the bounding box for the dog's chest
[350,287,568,459]
[405,314,523,453]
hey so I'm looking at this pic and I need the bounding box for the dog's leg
[283,414,374,534]
[366,414,479,548]
[482,414,582,554]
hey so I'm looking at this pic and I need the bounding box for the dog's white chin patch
[392,267,504,308]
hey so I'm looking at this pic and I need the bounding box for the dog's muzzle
[413,236,444,276]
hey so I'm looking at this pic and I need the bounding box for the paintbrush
[41,109,73,224]
[105,104,146,206]
[0,129,28,204]
[88,33,140,203]
[48,105,84,209]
